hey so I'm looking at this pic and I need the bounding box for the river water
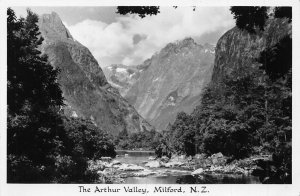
[115,150,261,184]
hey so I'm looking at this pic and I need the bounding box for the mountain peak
[40,12,63,26]
[173,37,197,47]
[162,37,198,54]
[179,37,195,45]
[38,13,154,135]
[39,12,73,40]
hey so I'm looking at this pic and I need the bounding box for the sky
[13,6,235,67]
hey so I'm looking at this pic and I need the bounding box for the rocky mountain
[105,38,215,130]
[212,18,291,85]
[38,12,154,136]
[103,62,151,96]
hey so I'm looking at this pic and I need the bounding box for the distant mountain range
[104,38,215,130]
[38,12,154,136]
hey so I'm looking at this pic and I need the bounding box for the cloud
[67,7,235,67]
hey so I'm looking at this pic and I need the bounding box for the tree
[274,7,292,22]
[7,8,63,114]
[230,6,269,33]
[154,131,173,158]
[252,142,291,183]
[7,8,66,182]
[117,6,160,18]
[171,112,196,156]
[258,36,292,81]
[252,34,292,183]
[56,117,116,183]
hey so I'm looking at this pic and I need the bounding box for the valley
[6,6,292,185]
[104,39,215,130]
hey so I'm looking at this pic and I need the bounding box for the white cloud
[67,7,235,67]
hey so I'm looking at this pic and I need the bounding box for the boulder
[232,166,246,174]
[109,160,122,168]
[111,160,121,165]
[133,169,156,177]
[119,172,132,178]
[167,169,191,175]
[212,152,224,158]
[161,156,169,162]
[145,161,161,168]
[181,165,194,170]
[101,157,112,161]
[148,156,156,160]
[153,169,191,177]
[112,164,121,168]
[194,154,206,160]
[210,152,227,166]
[212,158,219,165]
[210,165,223,172]
[102,168,114,174]
[191,168,204,175]
[164,161,185,168]
[117,163,145,171]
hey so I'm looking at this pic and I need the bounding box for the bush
[252,143,291,183]
[274,7,292,22]
[115,128,159,150]
[63,117,116,159]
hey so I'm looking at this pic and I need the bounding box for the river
[114,150,261,184]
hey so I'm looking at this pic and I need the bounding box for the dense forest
[7,8,116,183]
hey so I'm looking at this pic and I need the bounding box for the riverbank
[87,152,268,184]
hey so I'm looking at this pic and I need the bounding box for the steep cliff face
[108,38,215,130]
[38,12,154,136]
[212,18,292,84]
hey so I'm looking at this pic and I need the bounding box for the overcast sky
[13,6,235,67]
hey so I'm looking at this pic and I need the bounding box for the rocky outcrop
[211,18,291,85]
[106,38,215,130]
[38,12,154,136]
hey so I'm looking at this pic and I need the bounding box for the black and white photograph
[0,1,299,195]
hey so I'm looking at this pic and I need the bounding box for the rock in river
[117,164,145,171]
[133,169,157,177]
[191,168,204,175]
[145,161,161,168]
[164,161,185,168]
[148,156,156,160]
